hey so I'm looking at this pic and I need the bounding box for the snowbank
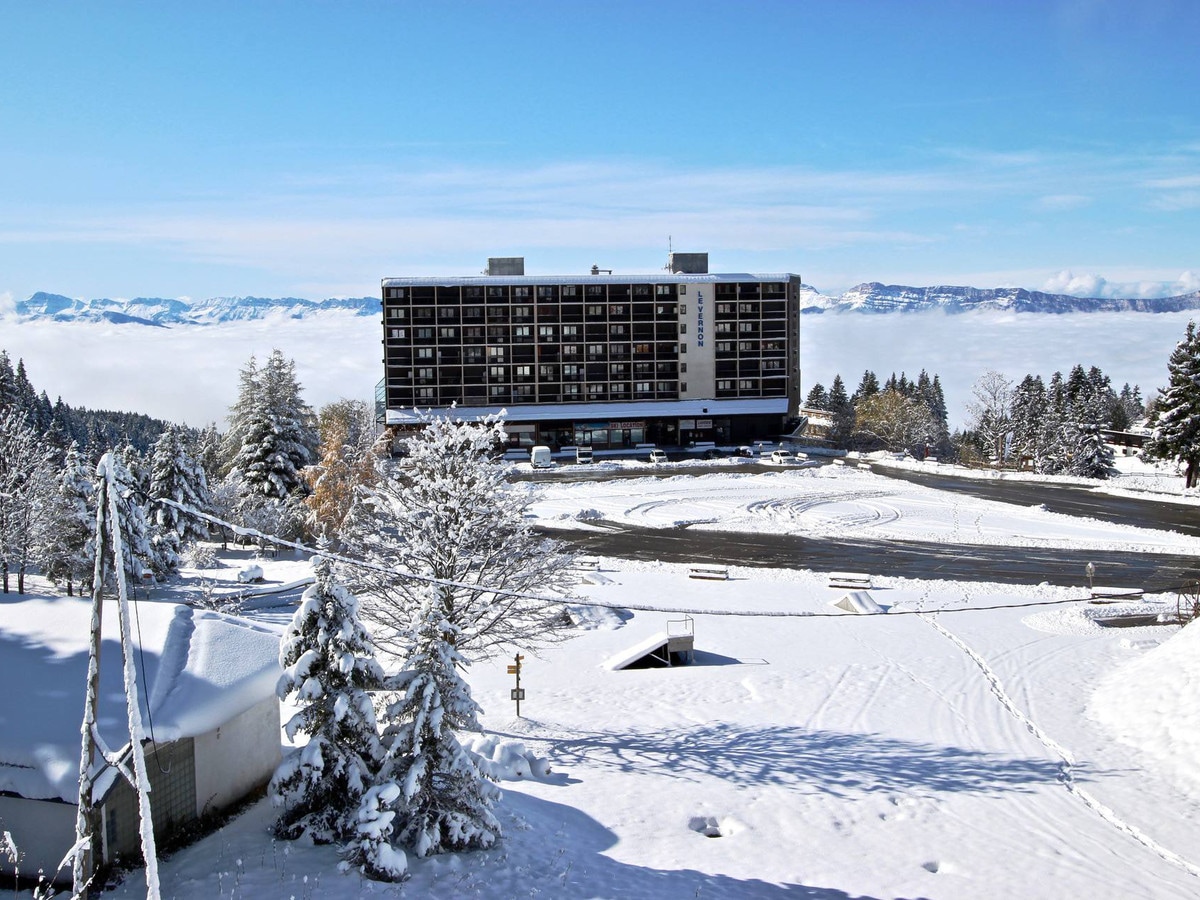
[1089,619,1200,794]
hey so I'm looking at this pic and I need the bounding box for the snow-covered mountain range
[800,283,1200,314]
[8,283,1200,327]
[7,292,381,326]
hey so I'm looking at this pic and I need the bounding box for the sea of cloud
[2,308,1195,430]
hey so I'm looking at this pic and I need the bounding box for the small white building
[0,596,282,885]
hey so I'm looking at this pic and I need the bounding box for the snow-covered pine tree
[270,556,386,844]
[1148,321,1200,487]
[0,407,57,593]
[1010,375,1047,469]
[827,375,855,450]
[343,413,574,662]
[98,453,156,585]
[40,443,96,596]
[149,425,211,545]
[374,582,501,859]
[226,350,318,501]
[804,383,829,410]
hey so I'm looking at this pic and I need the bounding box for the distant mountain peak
[7,293,382,326]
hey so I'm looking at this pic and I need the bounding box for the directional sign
[506,665,520,674]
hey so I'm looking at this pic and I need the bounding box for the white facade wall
[193,695,281,816]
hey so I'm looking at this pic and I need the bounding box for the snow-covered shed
[0,596,282,884]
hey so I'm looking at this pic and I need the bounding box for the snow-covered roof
[0,596,282,803]
[386,397,789,426]
[382,273,799,288]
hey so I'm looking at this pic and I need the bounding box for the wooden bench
[1089,586,1144,602]
[573,556,600,571]
[828,571,872,589]
[689,566,729,581]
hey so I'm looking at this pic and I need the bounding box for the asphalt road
[529,461,1200,592]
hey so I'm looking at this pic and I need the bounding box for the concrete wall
[193,695,281,816]
[0,795,77,885]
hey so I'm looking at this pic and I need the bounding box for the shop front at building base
[386,399,792,452]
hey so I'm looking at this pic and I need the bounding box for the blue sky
[2,0,1198,302]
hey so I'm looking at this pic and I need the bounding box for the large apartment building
[381,254,801,450]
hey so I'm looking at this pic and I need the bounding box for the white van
[648,448,668,464]
[575,446,594,464]
[530,445,553,469]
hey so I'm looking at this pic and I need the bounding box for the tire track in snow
[921,614,1200,880]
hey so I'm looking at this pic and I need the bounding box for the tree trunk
[1188,459,1199,490]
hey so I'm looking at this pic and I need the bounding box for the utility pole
[73,468,108,897]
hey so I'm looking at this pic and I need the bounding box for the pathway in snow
[920,613,1200,881]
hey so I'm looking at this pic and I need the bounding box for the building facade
[381,255,802,450]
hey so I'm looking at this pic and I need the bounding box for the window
[656,285,672,295]
[740,380,755,390]
[537,286,556,298]
[717,303,734,314]
[513,287,530,298]
[562,344,580,357]
[679,324,686,334]
[388,328,406,339]
[587,285,603,296]
[513,305,532,318]
[417,367,434,379]
[739,340,756,351]
[562,285,577,297]
[587,344,606,357]
[388,307,407,320]
[609,363,628,375]
[417,348,434,359]
[608,304,627,316]
[439,327,457,338]
[489,366,506,379]
[680,382,687,391]
[514,325,532,337]
[416,327,433,339]
[717,379,733,390]
[562,324,579,336]
[739,303,755,313]
[680,362,687,373]
[386,287,405,299]
[680,343,687,354]
[563,383,581,396]
[515,365,532,377]
[586,304,605,317]
[488,346,505,359]
[610,324,627,336]
[417,387,434,400]
[679,304,687,314]
[634,342,652,354]
[538,325,556,338]
[679,285,687,295]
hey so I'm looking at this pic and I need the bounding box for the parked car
[575,446,594,464]
[769,449,796,464]
[648,448,668,464]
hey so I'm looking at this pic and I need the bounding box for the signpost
[507,653,525,717]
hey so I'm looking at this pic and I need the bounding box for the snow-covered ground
[26,468,1200,898]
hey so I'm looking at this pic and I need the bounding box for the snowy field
[81,467,1200,900]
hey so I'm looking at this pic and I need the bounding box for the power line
[151,496,1185,621]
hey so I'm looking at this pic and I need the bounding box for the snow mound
[830,590,885,614]
[1089,619,1200,793]
[463,735,552,780]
